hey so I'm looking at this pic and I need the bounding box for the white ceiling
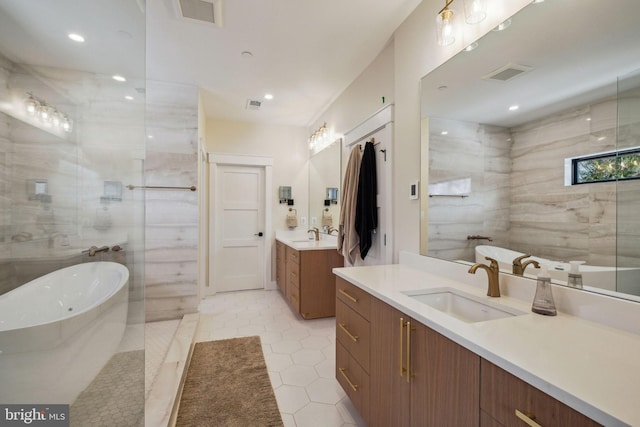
[0,0,421,127]
[420,0,640,128]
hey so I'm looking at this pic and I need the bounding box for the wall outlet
[300,216,307,226]
[311,216,317,226]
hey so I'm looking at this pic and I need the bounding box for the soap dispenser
[567,261,585,289]
[532,264,557,316]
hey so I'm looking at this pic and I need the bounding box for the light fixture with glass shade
[436,0,456,46]
[463,0,487,24]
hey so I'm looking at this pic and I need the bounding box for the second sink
[402,287,526,323]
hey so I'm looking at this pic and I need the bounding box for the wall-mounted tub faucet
[467,235,493,242]
[83,245,110,257]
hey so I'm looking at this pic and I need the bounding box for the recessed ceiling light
[68,33,85,43]
[464,42,478,52]
[125,95,134,101]
[441,131,449,135]
[493,19,512,31]
[264,94,274,100]
[112,75,126,82]
[586,117,592,121]
[147,135,154,139]
[597,136,606,141]
[437,85,448,91]
[508,105,519,111]
[241,51,253,58]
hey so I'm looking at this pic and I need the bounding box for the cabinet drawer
[337,341,369,425]
[336,298,370,373]
[286,246,300,265]
[336,276,371,320]
[481,360,602,427]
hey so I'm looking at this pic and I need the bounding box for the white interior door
[211,164,265,293]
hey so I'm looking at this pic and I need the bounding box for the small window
[568,148,640,185]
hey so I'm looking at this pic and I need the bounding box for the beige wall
[309,0,531,261]
[205,119,309,281]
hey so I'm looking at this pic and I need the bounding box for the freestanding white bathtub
[474,245,640,294]
[0,261,129,404]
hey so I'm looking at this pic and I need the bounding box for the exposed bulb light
[24,95,38,115]
[68,33,85,43]
[463,0,487,24]
[112,75,126,82]
[436,3,456,47]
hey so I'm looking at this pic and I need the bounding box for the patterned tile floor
[144,319,180,397]
[196,289,367,427]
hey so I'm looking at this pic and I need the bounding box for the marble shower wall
[144,82,199,322]
[427,117,512,262]
[509,98,618,266]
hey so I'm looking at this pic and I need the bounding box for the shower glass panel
[0,1,146,425]
[616,68,640,297]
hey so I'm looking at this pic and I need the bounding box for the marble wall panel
[144,82,199,322]
[428,118,512,260]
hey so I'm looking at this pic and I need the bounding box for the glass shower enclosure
[0,1,146,425]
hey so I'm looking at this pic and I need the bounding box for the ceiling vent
[175,0,222,27]
[246,99,262,110]
[483,63,532,82]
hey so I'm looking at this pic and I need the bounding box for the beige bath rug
[176,336,283,427]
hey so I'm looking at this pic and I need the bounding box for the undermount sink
[402,287,526,323]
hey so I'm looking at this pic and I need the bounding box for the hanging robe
[355,141,377,259]
[338,145,362,265]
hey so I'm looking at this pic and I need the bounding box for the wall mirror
[309,139,341,232]
[420,0,640,301]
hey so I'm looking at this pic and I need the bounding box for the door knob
[254,232,264,237]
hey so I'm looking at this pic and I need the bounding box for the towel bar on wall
[126,184,197,191]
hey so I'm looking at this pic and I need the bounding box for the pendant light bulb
[436,8,455,46]
[463,0,487,24]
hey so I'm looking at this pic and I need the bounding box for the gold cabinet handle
[515,409,542,427]
[406,320,411,383]
[338,368,358,392]
[338,288,358,303]
[399,317,405,377]
[338,323,359,342]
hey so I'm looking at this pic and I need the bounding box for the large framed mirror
[420,0,640,301]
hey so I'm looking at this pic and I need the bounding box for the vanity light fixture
[463,0,487,24]
[436,0,456,46]
[308,122,329,150]
[22,93,72,132]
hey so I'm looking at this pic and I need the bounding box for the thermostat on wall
[409,180,419,200]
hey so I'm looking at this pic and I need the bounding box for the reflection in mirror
[420,0,640,300]
[309,139,341,232]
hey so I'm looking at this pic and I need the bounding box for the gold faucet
[327,226,338,235]
[307,227,320,241]
[512,254,540,276]
[468,257,501,297]
[83,245,110,257]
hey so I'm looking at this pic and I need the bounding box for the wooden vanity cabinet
[368,296,480,427]
[335,277,372,424]
[480,359,602,427]
[277,242,343,319]
[275,241,286,294]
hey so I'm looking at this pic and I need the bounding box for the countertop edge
[333,266,632,427]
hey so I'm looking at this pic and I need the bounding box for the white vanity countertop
[333,263,640,427]
[275,232,338,251]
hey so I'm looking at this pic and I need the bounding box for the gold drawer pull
[338,288,358,303]
[515,409,542,427]
[338,323,359,342]
[338,368,358,392]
